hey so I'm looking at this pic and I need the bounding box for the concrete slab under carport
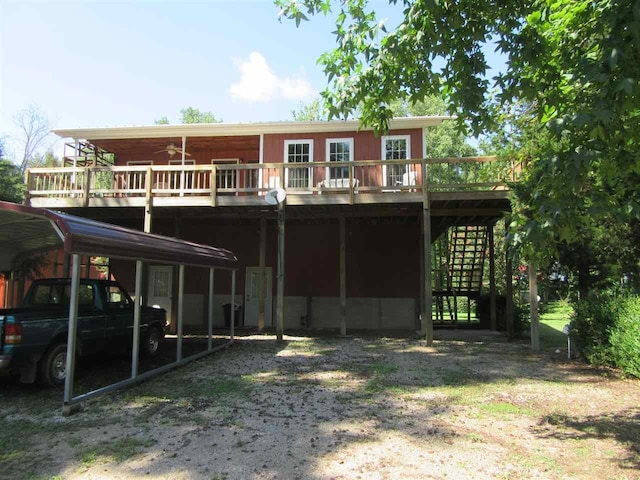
[0,200,239,415]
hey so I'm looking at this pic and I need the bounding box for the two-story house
[25,116,513,341]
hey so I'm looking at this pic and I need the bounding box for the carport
[0,200,238,415]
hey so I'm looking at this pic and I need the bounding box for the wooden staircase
[433,225,488,325]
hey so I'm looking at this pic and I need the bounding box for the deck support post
[131,259,143,378]
[489,224,497,331]
[529,261,540,351]
[63,254,81,411]
[230,269,236,341]
[208,268,215,350]
[505,218,515,341]
[421,160,433,345]
[276,201,285,341]
[258,218,266,332]
[339,216,347,336]
[177,265,185,361]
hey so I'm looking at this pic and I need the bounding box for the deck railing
[26,156,519,205]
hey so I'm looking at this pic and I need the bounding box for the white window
[284,140,313,189]
[381,135,411,187]
[325,138,354,184]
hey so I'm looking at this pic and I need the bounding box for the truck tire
[38,343,68,387]
[142,327,162,357]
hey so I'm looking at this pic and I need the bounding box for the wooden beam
[339,216,347,336]
[505,229,515,341]
[276,202,285,341]
[258,218,266,332]
[421,160,434,345]
[489,225,497,331]
[529,262,540,351]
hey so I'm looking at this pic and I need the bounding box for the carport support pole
[505,220,515,341]
[258,218,266,332]
[177,265,185,361]
[230,269,236,341]
[208,268,214,350]
[63,254,82,410]
[131,260,144,378]
[529,262,540,351]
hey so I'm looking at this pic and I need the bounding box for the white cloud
[229,52,316,102]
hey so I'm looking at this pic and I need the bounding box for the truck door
[103,284,134,344]
[67,283,107,350]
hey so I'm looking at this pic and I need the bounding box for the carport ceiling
[0,201,238,271]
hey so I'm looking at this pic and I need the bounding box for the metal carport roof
[0,200,238,415]
[0,200,237,270]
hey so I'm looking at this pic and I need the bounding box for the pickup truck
[0,278,167,386]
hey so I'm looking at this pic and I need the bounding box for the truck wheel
[38,343,68,387]
[142,327,161,357]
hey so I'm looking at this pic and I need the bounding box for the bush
[609,297,640,378]
[571,292,640,378]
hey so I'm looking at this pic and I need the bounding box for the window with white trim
[126,160,153,191]
[325,138,353,183]
[381,135,411,186]
[284,140,313,189]
[168,159,196,190]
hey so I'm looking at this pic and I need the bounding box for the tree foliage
[290,98,326,121]
[0,140,24,203]
[155,107,222,125]
[277,0,640,260]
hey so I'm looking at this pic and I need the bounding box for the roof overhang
[0,201,237,271]
[52,116,451,141]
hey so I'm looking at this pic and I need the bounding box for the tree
[155,107,222,125]
[14,104,52,175]
[30,150,60,168]
[291,98,326,121]
[277,0,640,259]
[0,139,24,203]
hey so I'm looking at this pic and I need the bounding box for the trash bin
[222,303,243,327]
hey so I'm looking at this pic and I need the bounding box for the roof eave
[52,116,451,140]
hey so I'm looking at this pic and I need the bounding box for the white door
[148,266,172,324]
[244,267,273,327]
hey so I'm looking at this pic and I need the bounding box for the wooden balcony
[25,156,518,210]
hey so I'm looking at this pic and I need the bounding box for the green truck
[0,278,167,386]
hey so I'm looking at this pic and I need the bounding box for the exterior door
[148,266,172,325]
[244,267,273,327]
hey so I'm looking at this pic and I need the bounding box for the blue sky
[1,1,502,158]
[1,0,355,156]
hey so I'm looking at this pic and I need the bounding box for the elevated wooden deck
[26,156,516,220]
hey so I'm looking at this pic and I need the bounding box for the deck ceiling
[91,136,261,158]
[0,201,238,271]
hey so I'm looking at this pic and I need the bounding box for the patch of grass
[362,362,399,375]
[479,401,534,416]
[539,300,572,349]
[75,435,156,464]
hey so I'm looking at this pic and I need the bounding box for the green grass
[539,300,573,349]
[75,435,156,465]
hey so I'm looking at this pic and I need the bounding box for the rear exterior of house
[20,117,514,337]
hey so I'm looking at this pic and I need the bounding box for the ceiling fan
[154,143,191,157]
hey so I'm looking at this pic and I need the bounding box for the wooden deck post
[505,218,515,341]
[529,261,540,351]
[258,218,266,332]
[276,201,285,341]
[83,167,91,207]
[421,160,434,345]
[211,164,217,207]
[489,224,497,331]
[339,216,347,336]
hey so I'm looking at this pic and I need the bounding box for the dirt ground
[1,331,639,480]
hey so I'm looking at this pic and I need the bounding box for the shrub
[571,292,640,378]
[609,296,640,378]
